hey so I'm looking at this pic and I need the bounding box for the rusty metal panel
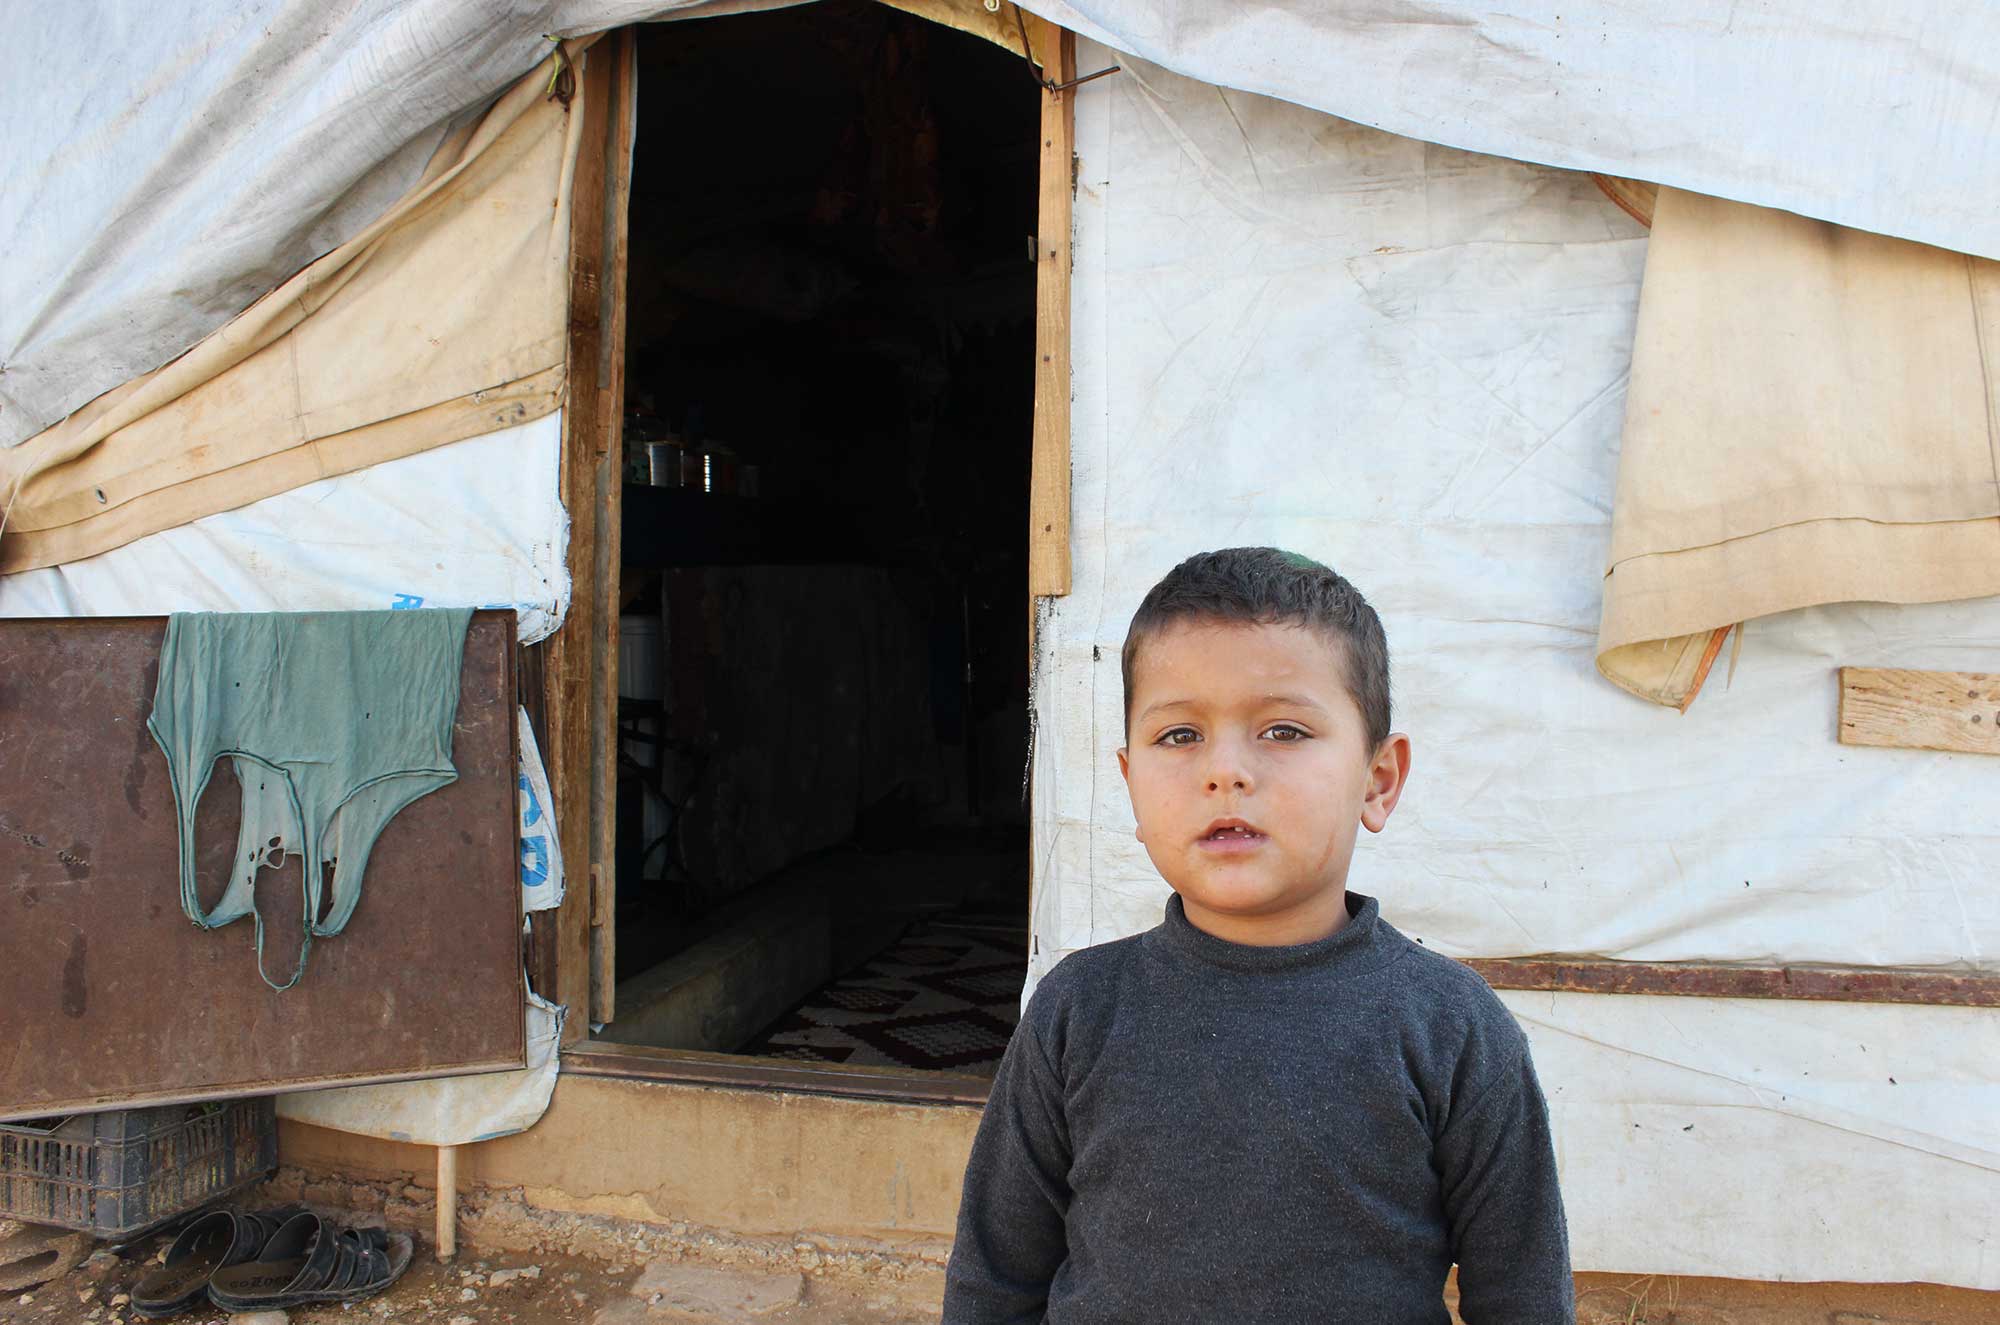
[1464,957,2000,1006]
[0,613,524,1121]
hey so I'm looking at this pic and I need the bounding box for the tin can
[703,450,737,495]
[646,440,683,487]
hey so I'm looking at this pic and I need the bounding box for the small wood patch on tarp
[1839,667,2000,755]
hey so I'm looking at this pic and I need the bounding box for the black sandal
[206,1211,413,1312]
[130,1205,304,1319]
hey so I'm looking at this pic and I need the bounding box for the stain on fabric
[126,662,157,820]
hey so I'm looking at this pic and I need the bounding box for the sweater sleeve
[941,1007,1073,1324]
[1435,1033,1574,1324]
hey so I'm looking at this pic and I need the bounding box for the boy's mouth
[1198,818,1266,851]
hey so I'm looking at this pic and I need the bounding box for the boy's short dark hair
[1121,547,1390,750]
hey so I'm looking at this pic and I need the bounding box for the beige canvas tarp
[1597,185,2000,708]
[885,0,1032,57]
[0,48,587,574]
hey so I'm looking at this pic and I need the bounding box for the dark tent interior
[604,1,1039,1076]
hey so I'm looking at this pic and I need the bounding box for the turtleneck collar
[1150,889,1400,977]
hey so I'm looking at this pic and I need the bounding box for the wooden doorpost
[542,32,636,1041]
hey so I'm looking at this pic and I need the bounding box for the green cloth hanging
[147,609,472,990]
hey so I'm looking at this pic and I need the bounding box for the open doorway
[600,2,1039,1082]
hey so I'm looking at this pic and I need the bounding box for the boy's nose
[1204,747,1254,793]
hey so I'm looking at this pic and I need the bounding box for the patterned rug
[739,925,1027,1076]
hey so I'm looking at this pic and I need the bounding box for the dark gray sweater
[943,893,1572,1324]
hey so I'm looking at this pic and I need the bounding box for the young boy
[943,548,1572,1323]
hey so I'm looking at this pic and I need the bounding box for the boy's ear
[1359,732,1412,834]
[1116,748,1143,844]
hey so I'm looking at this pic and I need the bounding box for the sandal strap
[160,1209,234,1268]
[236,1211,333,1297]
[165,1203,306,1271]
[315,1225,391,1294]
[271,1215,393,1296]
[229,1205,304,1263]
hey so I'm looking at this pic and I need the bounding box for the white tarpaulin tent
[8,2,2000,457]
[5,0,1998,1291]
[1029,43,2000,1288]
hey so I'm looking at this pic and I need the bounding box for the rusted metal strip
[567,960,1997,1116]
[1463,957,2000,1007]
[562,1042,991,1106]
[1045,64,1119,94]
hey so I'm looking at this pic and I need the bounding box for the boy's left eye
[1261,724,1309,742]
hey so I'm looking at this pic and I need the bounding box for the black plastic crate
[0,1098,276,1241]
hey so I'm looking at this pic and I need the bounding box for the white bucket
[619,614,663,700]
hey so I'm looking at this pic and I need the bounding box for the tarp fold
[1597,187,2000,708]
[0,48,584,573]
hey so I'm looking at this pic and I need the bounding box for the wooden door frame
[1028,20,1075,599]
[529,31,635,1039]
[537,17,1079,1052]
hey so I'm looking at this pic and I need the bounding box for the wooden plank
[1465,956,2000,1007]
[586,448,615,1026]
[561,1041,991,1107]
[1838,666,2000,754]
[0,614,524,1120]
[546,42,614,1041]
[587,28,637,1029]
[1027,20,1074,598]
[1022,21,1073,979]
[517,640,557,998]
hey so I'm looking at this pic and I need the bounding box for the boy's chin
[1171,875,1311,918]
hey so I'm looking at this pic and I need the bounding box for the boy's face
[1118,619,1411,947]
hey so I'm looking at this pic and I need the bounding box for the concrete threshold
[605,877,837,1055]
[601,852,940,1058]
[280,1069,976,1311]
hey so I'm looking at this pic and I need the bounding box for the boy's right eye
[1156,727,1201,747]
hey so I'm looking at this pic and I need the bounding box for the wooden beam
[586,29,638,1029]
[1027,20,1074,598]
[518,642,561,998]
[1023,20,1075,979]
[545,42,615,1041]
[562,1040,991,1106]
[1465,956,2000,1007]
[1838,666,2000,754]
[434,1145,459,1262]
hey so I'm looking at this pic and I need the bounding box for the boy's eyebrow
[1136,693,1331,723]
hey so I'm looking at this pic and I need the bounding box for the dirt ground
[5,1195,1994,1325]
[0,1226,942,1325]
[0,1174,946,1325]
